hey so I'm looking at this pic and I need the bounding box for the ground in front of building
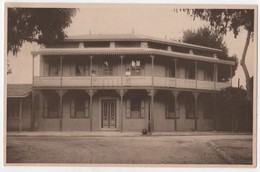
[6,134,252,165]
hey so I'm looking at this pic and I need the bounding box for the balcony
[34,76,231,90]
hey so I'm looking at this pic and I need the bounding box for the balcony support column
[55,89,66,132]
[172,90,179,131]
[86,89,96,131]
[149,55,155,134]
[119,55,124,132]
[116,89,126,132]
[211,93,217,130]
[192,92,199,131]
[148,89,156,134]
[59,56,64,132]
[89,56,93,86]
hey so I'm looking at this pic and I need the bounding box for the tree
[182,26,238,79]
[182,9,254,102]
[216,87,251,132]
[8,8,77,55]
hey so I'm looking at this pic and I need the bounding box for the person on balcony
[125,68,131,76]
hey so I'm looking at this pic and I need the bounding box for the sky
[6,4,256,88]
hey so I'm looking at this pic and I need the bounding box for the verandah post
[59,56,63,132]
[119,55,124,132]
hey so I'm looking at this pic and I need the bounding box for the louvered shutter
[43,98,48,118]
[126,99,131,118]
[70,98,75,118]
[165,100,169,118]
[85,99,89,118]
[176,100,180,118]
[140,100,145,118]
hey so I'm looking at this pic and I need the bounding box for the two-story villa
[7,34,235,132]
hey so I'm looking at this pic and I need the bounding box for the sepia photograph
[3,2,257,167]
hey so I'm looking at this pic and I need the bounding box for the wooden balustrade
[122,76,152,86]
[34,76,231,90]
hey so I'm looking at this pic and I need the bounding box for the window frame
[70,96,89,119]
[43,96,59,119]
[185,99,195,119]
[103,60,113,76]
[130,99,141,119]
[165,98,177,119]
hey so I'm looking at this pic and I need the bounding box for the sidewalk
[6,131,253,137]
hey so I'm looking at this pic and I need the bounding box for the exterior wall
[34,90,215,132]
[176,100,195,131]
[7,96,31,131]
[153,95,176,132]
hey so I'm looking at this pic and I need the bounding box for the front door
[101,99,116,129]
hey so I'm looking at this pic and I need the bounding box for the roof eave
[31,48,235,65]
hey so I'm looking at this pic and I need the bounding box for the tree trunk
[240,30,252,100]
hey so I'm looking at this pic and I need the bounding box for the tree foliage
[8,8,77,55]
[182,26,238,78]
[183,9,254,38]
[180,9,254,102]
[216,87,252,132]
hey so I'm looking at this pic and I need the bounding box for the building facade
[8,34,236,132]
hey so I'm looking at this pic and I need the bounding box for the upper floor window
[103,61,113,76]
[75,62,88,76]
[131,60,141,75]
[125,60,143,76]
[49,61,59,76]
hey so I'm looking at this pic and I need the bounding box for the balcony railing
[34,76,231,90]
[123,76,152,86]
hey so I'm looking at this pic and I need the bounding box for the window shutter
[85,99,89,118]
[43,98,48,118]
[126,99,131,118]
[165,100,169,118]
[141,100,145,118]
[70,98,75,118]
[70,63,76,76]
[44,61,49,76]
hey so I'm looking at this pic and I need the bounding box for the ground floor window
[43,96,59,118]
[185,99,195,119]
[126,98,145,119]
[70,97,89,118]
[7,99,19,119]
[165,98,176,119]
